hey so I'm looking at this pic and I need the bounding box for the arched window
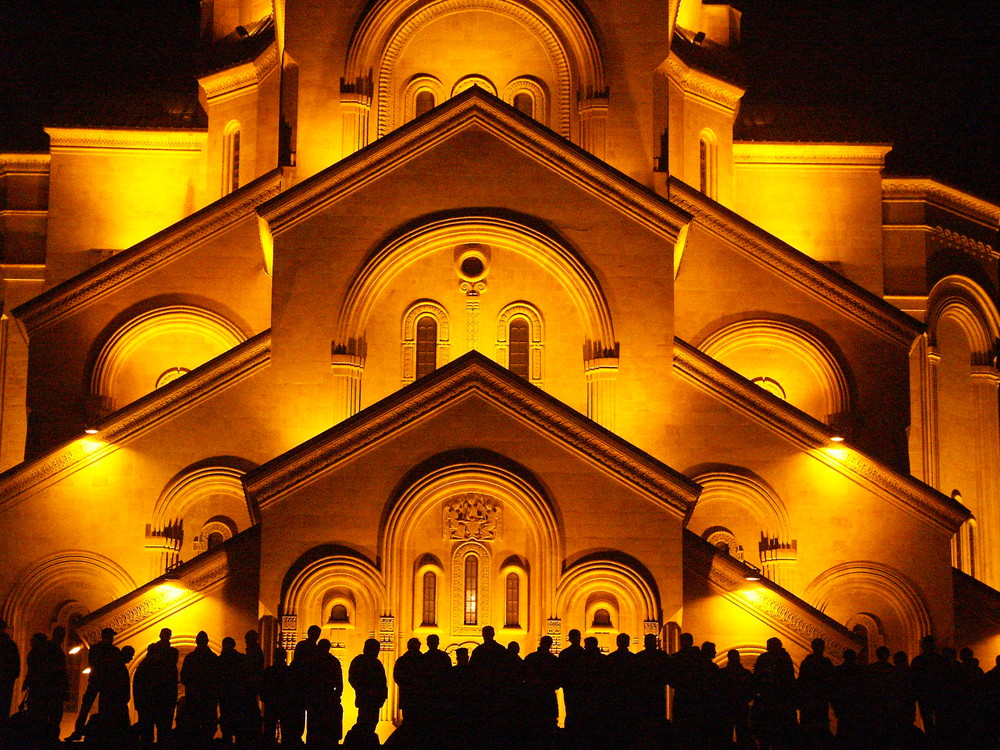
[328,604,350,623]
[513,92,533,117]
[415,90,435,118]
[422,571,437,626]
[222,122,241,196]
[508,318,530,379]
[592,608,612,628]
[416,316,438,379]
[505,573,520,628]
[699,129,717,199]
[206,531,225,549]
[464,555,479,626]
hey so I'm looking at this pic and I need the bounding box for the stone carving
[546,618,562,653]
[378,615,395,652]
[444,494,502,541]
[930,225,996,261]
[280,615,298,650]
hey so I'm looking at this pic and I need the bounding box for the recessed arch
[555,557,660,628]
[804,561,932,655]
[346,0,605,140]
[688,468,791,547]
[699,318,852,425]
[338,215,615,360]
[502,77,549,126]
[401,300,451,384]
[496,301,544,385]
[402,74,445,123]
[90,305,247,414]
[926,275,1000,364]
[153,461,253,528]
[281,550,387,630]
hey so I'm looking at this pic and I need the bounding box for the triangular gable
[673,336,968,534]
[243,350,700,520]
[669,177,923,348]
[258,87,690,242]
[14,170,282,333]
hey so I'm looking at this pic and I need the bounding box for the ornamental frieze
[443,494,502,541]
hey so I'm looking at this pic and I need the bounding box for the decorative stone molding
[199,42,280,101]
[280,615,298,650]
[883,178,1000,227]
[0,332,271,509]
[585,355,618,430]
[244,352,699,518]
[496,301,543,386]
[401,300,450,385]
[929,225,997,261]
[443,493,502,541]
[378,615,395,652]
[733,143,891,168]
[0,154,50,174]
[15,170,282,332]
[547,617,562,653]
[673,337,969,535]
[669,178,921,348]
[664,53,744,112]
[45,128,206,153]
[452,541,491,636]
[501,77,549,127]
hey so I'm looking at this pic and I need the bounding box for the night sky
[0,0,996,202]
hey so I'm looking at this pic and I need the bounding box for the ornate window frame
[502,77,549,126]
[452,541,491,637]
[585,593,619,634]
[402,300,450,385]
[414,554,444,630]
[496,301,543,386]
[402,74,445,125]
[498,556,528,632]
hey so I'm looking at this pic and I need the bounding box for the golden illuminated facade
[0,0,998,734]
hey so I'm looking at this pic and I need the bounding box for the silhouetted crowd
[2,615,1000,750]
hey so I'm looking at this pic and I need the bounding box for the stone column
[759,538,797,589]
[578,92,609,161]
[331,351,365,423]
[585,355,619,430]
[971,365,1000,585]
[340,88,371,157]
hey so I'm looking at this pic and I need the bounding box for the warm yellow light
[84,428,99,435]
[830,435,845,443]
[82,668,91,675]
[158,583,186,599]
[69,646,82,655]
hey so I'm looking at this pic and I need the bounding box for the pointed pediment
[258,87,690,241]
[243,350,700,519]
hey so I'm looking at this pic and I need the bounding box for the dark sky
[1,0,997,202]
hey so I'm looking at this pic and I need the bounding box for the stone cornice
[0,154,50,174]
[0,331,271,510]
[259,88,690,243]
[663,52,745,112]
[244,351,700,519]
[883,178,1000,227]
[672,337,969,535]
[198,42,280,101]
[684,530,861,659]
[669,178,922,348]
[45,128,206,153]
[13,170,282,333]
[734,142,892,168]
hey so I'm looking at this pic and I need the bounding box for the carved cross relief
[443,493,502,541]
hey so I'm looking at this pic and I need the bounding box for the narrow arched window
[698,130,717,199]
[422,571,437,626]
[592,608,612,628]
[207,531,225,549]
[415,316,437,379]
[505,572,519,628]
[328,604,349,624]
[464,556,479,626]
[513,92,533,118]
[222,123,241,196]
[415,90,435,118]
[968,521,977,578]
[508,317,530,379]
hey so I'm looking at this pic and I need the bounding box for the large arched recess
[926,275,1000,363]
[336,214,616,359]
[345,0,605,139]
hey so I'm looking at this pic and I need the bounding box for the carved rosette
[443,494,502,541]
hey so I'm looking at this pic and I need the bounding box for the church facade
[1,0,999,732]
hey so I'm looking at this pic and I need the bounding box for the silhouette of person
[423,633,452,744]
[135,627,179,747]
[66,627,120,742]
[307,639,343,747]
[218,635,260,745]
[346,638,386,747]
[936,646,964,747]
[832,647,865,747]
[0,619,19,726]
[719,649,754,750]
[42,625,68,742]
[579,636,608,749]
[261,646,292,748]
[866,645,896,747]
[910,634,942,739]
[245,629,265,732]
[669,632,703,747]
[522,635,560,747]
[697,641,726,750]
[470,626,512,750]
[287,624,322,746]
[797,637,835,746]
[982,654,1000,749]
[179,630,218,748]
[448,647,475,750]
[886,650,916,747]
[23,632,65,743]
[92,644,134,749]
[393,636,426,744]
[558,628,586,746]
[633,633,670,749]
[752,636,795,750]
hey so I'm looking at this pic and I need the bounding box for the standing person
[287,625,322,747]
[579,636,608,749]
[633,634,670,749]
[93,645,135,749]
[345,639,386,747]
[449,648,475,750]
[0,619,19,726]
[135,627,179,747]
[245,630,265,738]
[22,633,63,742]
[558,629,586,747]
[307,639,343,748]
[832,648,865,747]
[44,625,69,741]
[470,626,512,750]
[392,637,426,745]
[719,649,755,750]
[179,631,218,749]
[797,638,835,747]
[910,635,942,740]
[522,635,560,748]
[66,627,120,742]
[753,637,796,750]
[218,636,259,746]
[670,632,703,748]
[605,633,637,748]
[422,633,452,745]
[261,647,292,748]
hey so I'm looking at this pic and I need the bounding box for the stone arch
[804,561,932,655]
[402,74,446,123]
[281,549,388,630]
[2,551,136,649]
[89,305,247,415]
[337,215,616,360]
[401,299,451,384]
[496,301,544,386]
[926,275,1000,364]
[555,557,660,634]
[345,0,604,139]
[502,76,549,126]
[381,457,561,633]
[700,318,852,426]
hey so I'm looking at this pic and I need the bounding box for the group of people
[2,616,1000,750]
